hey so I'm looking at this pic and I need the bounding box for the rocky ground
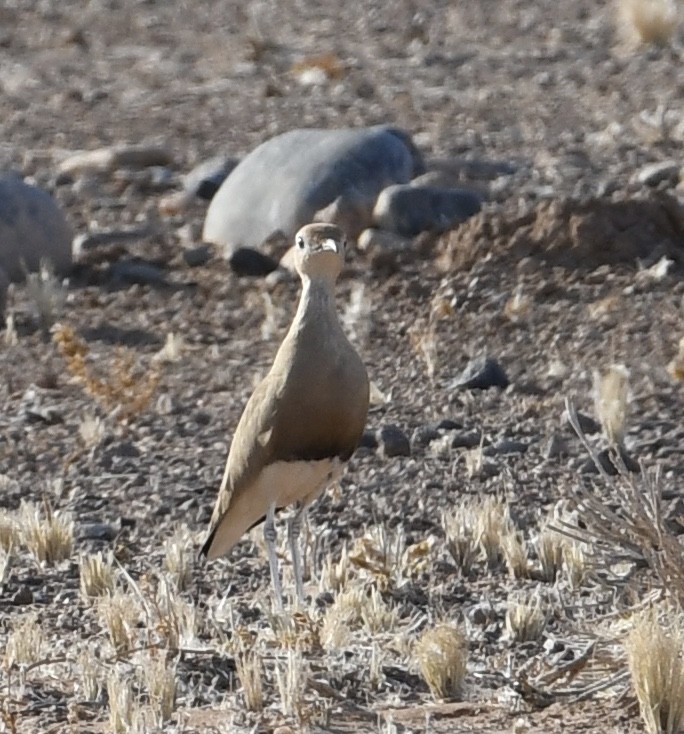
[1,1,684,732]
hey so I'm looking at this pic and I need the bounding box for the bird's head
[293,223,346,282]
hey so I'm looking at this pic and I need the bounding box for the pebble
[562,409,600,436]
[450,430,484,449]
[451,356,510,391]
[544,433,568,459]
[78,522,119,541]
[108,260,169,287]
[377,424,411,457]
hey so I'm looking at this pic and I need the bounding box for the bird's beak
[315,238,338,253]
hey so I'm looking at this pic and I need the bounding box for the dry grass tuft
[442,504,479,574]
[626,609,684,734]
[475,496,509,568]
[618,0,679,46]
[320,584,395,649]
[0,510,19,552]
[409,293,453,381]
[414,624,468,699]
[667,336,684,381]
[235,649,264,712]
[0,548,10,587]
[20,501,74,565]
[593,363,630,445]
[163,527,193,592]
[275,647,308,721]
[562,541,591,589]
[52,323,161,422]
[343,282,373,349]
[153,331,184,364]
[78,413,106,448]
[140,654,177,724]
[536,526,565,582]
[154,576,198,648]
[80,551,117,600]
[4,614,44,668]
[501,528,530,579]
[319,544,351,593]
[25,260,66,337]
[505,594,547,643]
[77,647,102,701]
[107,671,138,734]
[98,591,140,654]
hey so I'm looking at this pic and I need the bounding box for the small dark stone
[563,410,601,436]
[410,425,441,449]
[378,424,411,457]
[580,446,640,476]
[11,586,34,605]
[183,245,213,267]
[451,430,484,449]
[544,433,568,459]
[358,430,378,450]
[109,260,169,287]
[485,439,528,456]
[229,247,279,277]
[452,356,509,391]
[78,522,119,541]
[435,418,462,431]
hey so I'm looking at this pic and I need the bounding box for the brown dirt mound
[442,194,684,272]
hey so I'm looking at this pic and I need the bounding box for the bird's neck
[295,276,338,325]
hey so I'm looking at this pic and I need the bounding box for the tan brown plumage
[200,223,369,606]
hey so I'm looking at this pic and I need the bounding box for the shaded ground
[1,1,684,732]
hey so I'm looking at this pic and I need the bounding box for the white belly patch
[259,457,343,509]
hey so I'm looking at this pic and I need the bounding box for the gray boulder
[202,125,424,255]
[372,184,482,237]
[0,174,73,283]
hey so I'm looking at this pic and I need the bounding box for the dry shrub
[154,576,198,649]
[408,293,453,381]
[348,525,432,587]
[475,496,509,567]
[626,609,684,734]
[667,336,684,381]
[20,501,73,565]
[562,400,684,605]
[52,323,161,422]
[414,624,468,699]
[618,0,679,46]
[107,671,137,734]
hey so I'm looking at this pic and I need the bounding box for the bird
[200,223,370,609]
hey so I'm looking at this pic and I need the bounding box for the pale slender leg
[264,502,283,611]
[287,504,307,606]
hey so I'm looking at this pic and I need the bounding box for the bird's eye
[296,236,305,249]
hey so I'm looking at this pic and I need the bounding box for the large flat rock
[202,125,423,255]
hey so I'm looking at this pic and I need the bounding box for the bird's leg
[264,502,283,611]
[287,503,307,606]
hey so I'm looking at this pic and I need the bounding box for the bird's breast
[259,457,342,509]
